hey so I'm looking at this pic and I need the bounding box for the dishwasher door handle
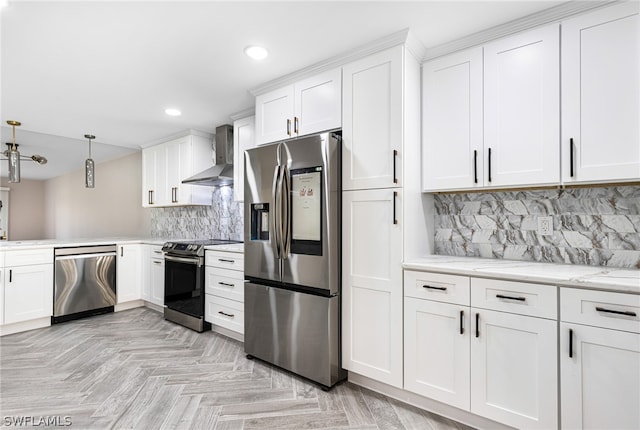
[55,252,117,260]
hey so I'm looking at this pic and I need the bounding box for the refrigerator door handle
[281,165,291,259]
[272,165,282,259]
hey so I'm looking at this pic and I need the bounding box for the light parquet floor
[0,307,474,430]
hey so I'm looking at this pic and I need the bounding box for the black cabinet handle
[218,259,235,263]
[148,190,154,205]
[487,148,492,182]
[286,119,291,136]
[460,310,464,335]
[294,117,299,134]
[120,247,123,257]
[218,282,235,287]
[473,150,478,184]
[393,150,398,184]
[423,285,447,291]
[496,294,526,302]
[475,313,480,338]
[218,311,235,318]
[392,191,398,225]
[569,328,573,358]
[9,269,12,283]
[569,138,575,178]
[595,307,637,317]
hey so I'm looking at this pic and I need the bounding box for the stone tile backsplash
[434,185,640,269]
[150,187,244,241]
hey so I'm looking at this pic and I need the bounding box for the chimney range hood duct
[182,124,234,186]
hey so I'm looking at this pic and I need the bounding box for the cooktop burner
[162,239,243,257]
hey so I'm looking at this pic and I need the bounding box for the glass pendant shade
[8,146,20,183]
[84,134,95,188]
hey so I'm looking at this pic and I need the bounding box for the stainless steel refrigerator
[244,131,346,388]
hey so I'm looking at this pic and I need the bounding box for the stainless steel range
[162,239,242,332]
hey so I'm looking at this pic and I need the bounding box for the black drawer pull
[475,313,480,338]
[595,307,637,317]
[392,191,398,225]
[423,285,447,291]
[218,311,235,318]
[569,328,573,358]
[218,259,235,263]
[460,310,464,335]
[496,294,526,302]
[218,282,235,287]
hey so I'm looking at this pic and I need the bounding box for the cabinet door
[4,264,54,324]
[470,309,557,429]
[342,46,403,190]
[562,2,640,183]
[484,24,560,187]
[150,258,164,306]
[154,145,169,205]
[404,298,470,410]
[561,323,640,430]
[116,244,142,304]
[342,188,403,387]
[166,139,182,205]
[142,147,158,207]
[0,268,3,324]
[255,85,294,145]
[422,47,483,192]
[294,68,341,137]
[233,116,255,202]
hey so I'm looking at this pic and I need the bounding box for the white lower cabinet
[560,288,640,429]
[204,249,244,336]
[3,263,54,324]
[404,270,558,429]
[470,308,557,429]
[343,188,403,388]
[1,248,54,325]
[142,245,164,307]
[116,244,142,304]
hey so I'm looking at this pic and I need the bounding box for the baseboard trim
[115,300,144,312]
[0,317,50,336]
[211,324,244,343]
[348,372,514,430]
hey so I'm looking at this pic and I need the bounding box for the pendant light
[2,120,47,183]
[84,134,95,188]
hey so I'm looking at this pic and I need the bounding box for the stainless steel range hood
[182,124,234,186]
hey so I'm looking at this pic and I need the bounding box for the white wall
[44,152,150,239]
[0,178,47,240]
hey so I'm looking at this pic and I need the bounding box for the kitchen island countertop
[404,255,640,295]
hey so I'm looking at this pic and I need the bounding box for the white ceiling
[1,0,567,180]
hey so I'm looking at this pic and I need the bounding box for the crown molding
[423,0,619,61]
[250,28,417,96]
[229,107,255,121]
[140,128,213,149]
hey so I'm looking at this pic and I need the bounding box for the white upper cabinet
[233,115,255,202]
[422,24,560,191]
[142,134,213,207]
[483,24,560,188]
[254,68,341,145]
[561,2,640,184]
[343,46,403,191]
[422,47,483,192]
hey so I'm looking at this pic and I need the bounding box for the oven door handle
[164,254,202,266]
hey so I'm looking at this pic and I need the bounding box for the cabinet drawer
[149,245,164,258]
[205,295,244,334]
[471,278,557,319]
[205,267,245,302]
[404,270,470,306]
[205,250,244,271]
[5,248,53,266]
[561,288,640,333]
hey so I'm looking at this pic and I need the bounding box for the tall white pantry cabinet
[341,43,423,388]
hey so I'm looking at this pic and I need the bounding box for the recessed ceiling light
[165,108,182,117]
[244,45,268,60]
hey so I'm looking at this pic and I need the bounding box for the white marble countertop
[0,237,170,250]
[404,255,640,294]
[204,243,244,253]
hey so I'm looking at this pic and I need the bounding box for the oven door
[164,254,204,318]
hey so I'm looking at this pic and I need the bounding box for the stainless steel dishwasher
[53,245,117,323]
